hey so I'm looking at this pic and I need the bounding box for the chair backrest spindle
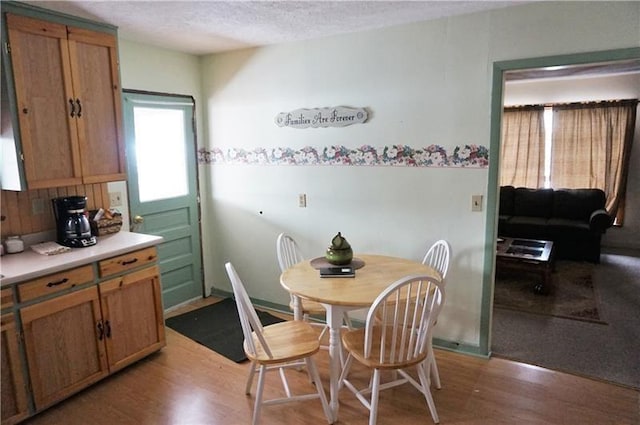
[365,275,444,366]
[225,262,273,359]
[422,240,451,281]
[276,233,304,272]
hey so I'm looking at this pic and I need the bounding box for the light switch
[472,195,483,212]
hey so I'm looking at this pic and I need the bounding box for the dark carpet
[494,260,605,324]
[492,250,640,389]
[165,298,284,363]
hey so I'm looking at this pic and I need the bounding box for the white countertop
[0,231,163,286]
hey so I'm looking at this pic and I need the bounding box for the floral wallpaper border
[198,144,489,168]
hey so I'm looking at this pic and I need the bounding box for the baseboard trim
[209,287,489,358]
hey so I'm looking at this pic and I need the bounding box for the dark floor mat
[166,298,284,362]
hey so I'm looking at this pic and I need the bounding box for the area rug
[165,298,284,362]
[494,260,606,324]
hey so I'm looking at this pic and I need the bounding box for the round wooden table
[280,254,439,421]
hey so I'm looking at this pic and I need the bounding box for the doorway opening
[484,48,640,388]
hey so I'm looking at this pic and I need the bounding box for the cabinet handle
[76,98,82,117]
[97,321,104,340]
[69,98,76,117]
[47,278,69,287]
[121,258,138,266]
[105,320,111,338]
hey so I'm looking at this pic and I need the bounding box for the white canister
[5,236,25,254]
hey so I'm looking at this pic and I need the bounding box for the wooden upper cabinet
[6,14,82,189]
[68,26,126,184]
[5,13,125,190]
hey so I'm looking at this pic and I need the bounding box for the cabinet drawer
[1,311,16,327]
[1,287,14,309]
[99,247,158,278]
[18,265,95,302]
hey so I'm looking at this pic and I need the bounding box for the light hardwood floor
[23,298,639,425]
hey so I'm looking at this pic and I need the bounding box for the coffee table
[496,237,555,295]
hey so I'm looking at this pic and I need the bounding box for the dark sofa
[498,186,613,262]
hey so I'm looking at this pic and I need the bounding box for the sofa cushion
[498,215,512,235]
[513,187,554,218]
[552,189,606,221]
[505,216,550,240]
[546,217,591,233]
[499,186,515,216]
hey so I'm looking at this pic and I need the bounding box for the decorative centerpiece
[325,232,353,265]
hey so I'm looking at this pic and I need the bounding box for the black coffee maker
[52,196,97,248]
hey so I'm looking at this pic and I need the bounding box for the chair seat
[289,298,326,315]
[342,326,428,370]
[247,320,321,364]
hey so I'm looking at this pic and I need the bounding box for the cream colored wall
[200,19,494,347]
[113,1,640,352]
[200,1,640,351]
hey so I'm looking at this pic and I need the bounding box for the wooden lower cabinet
[99,266,165,372]
[1,313,29,425]
[20,286,109,410]
[5,257,166,423]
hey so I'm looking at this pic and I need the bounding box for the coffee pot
[52,196,97,248]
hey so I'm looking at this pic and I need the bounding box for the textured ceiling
[23,1,525,55]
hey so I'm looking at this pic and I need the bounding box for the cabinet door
[20,286,108,410]
[1,313,29,425]
[67,26,126,184]
[6,14,82,189]
[99,266,165,372]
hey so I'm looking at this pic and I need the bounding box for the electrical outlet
[472,195,483,212]
[298,193,307,208]
[109,191,123,207]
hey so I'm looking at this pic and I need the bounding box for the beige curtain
[551,100,637,222]
[500,106,545,188]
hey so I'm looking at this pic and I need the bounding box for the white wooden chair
[339,274,445,425]
[276,233,353,340]
[225,262,334,425]
[421,239,451,389]
[422,240,451,281]
[373,240,451,389]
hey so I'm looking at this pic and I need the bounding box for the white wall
[505,73,640,249]
[200,17,493,348]
[200,2,640,350]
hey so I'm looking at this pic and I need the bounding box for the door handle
[97,320,104,340]
[131,215,144,232]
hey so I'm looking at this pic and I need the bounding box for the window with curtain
[501,99,637,225]
[500,106,546,188]
[551,100,637,224]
